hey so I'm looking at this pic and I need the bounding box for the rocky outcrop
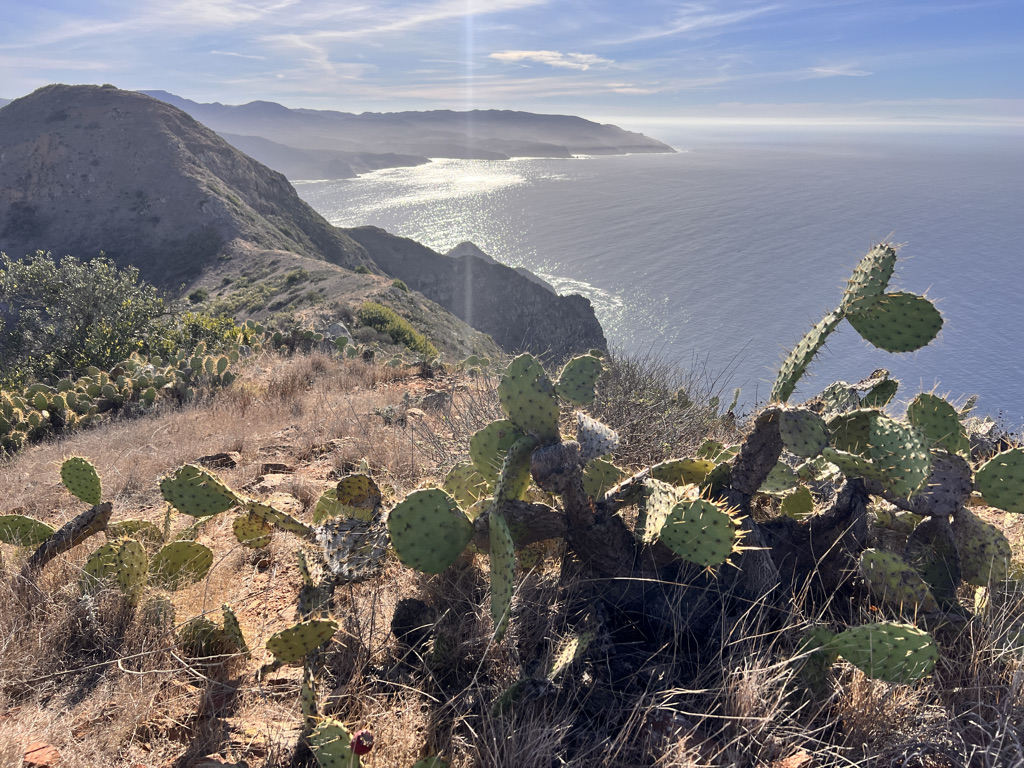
[0,85,371,286]
[347,226,606,360]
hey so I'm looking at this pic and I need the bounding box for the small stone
[772,749,817,768]
[23,741,61,767]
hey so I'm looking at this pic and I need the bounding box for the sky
[2,0,1022,132]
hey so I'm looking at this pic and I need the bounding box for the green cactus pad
[640,478,692,544]
[489,511,516,641]
[830,623,937,684]
[658,498,742,568]
[859,549,939,614]
[495,435,537,502]
[233,513,273,548]
[114,539,148,596]
[442,463,493,509]
[106,520,165,551]
[160,464,239,518]
[907,393,971,456]
[221,605,249,656]
[951,507,1012,585]
[828,409,876,454]
[247,502,312,536]
[975,448,1024,514]
[469,420,526,479]
[548,630,595,680]
[575,412,619,461]
[266,619,338,664]
[841,244,897,315]
[387,489,473,574]
[869,416,931,499]
[649,458,716,487]
[582,458,626,500]
[497,354,560,444]
[797,626,839,694]
[411,759,448,768]
[771,309,843,403]
[781,485,816,519]
[81,542,119,593]
[821,447,884,482]
[333,474,382,520]
[818,381,862,416]
[150,541,214,589]
[779,408,830,458]
[555,354,602,406]
[61,456,102,506]
[759,462,800,496]
[904,517,961,605]
[308,718,360,768]
[0,515,55,547]
[846,292,943,353]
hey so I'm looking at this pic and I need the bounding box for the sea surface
[296,130,1024,426]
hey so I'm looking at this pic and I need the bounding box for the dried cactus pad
[830,623,937,684]
[975,448,1024,515]
[0,515,55,547]
[160,464,238,518]
[266,619,338,664]
[576,412,619,462]
[658,498,742,568]
[307,718,359,768]
[846,292,943,353]
[859,549,939,614]
[387,489,473,574]
[150,541,214,590]
[61,456,102,506]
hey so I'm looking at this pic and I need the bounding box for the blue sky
[2,0,1022,130]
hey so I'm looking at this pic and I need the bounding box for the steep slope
[347,226,606,360]
[0,84,371,285]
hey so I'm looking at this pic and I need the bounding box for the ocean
[295,129,1024,426]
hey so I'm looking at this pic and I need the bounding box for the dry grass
[1,349,1023,768]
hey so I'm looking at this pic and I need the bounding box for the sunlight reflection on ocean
[296,136,1024,424]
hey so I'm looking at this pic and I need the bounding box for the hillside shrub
[357,301,437,358]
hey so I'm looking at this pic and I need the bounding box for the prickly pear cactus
[658,498,743,568]
[830,622,937,684]
[160,464,239,518]
[489,511,516,641]
[975,448,1024,514]
[266,619,338,664]
[386,489,473,574]
[61,457,102,506]
[307,718,361,767]
[497,354,560,444]
[951,507,1012,585]
[149,541,214,589]
[0,515,55,547]
[554,354,602,406]
[859,549,939,614]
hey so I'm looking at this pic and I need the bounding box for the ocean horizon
[296,128,1024,427]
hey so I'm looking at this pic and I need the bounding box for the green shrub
[188,288,209,304]
[357,301,437,358]
[354,265,372,275]
[391,279,409,293]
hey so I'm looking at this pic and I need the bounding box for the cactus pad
[846,292,943,353]
[113,539,148,596]
[640,478,693,544]
[907,393,970,456]
[868,417,930,498]
[781,485,816,519]
[582,458,625,500]
[160,464,239,518]
[840,243,897,314]
[859,549,939,614]
[308,718,360,768]
[61,456,102,506]
[575,412,619,461]
[975,448,1024,514]
[498,354,560,444]
[442,463,492,509]
[904,517,960,605]
[247,502,312,536]
[222,605,250,656]
[315,518,388,583]
[828,409,875,454]
[759,462,800,495]
[106,520,164,550]
[548,630,595,680]
[649,458,716,487]
[771,309,843,403]
[387,489,473,574]
[489,511,516,641]
[150,541,214,589]
[233,512,273,548]
[333,474,382,520]
[470,420,525,479]
[830,623,937,684]
[952,507,1011,585]
[495,435,537,502]
[658,498,742,568]
[555,354,602,406]
[0,515,55,547]
[821,447,884,482]
[266,619,338,664]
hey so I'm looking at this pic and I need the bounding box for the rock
[772,751,817,768]
[23,741,61,767]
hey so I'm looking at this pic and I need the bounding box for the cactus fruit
[351,730,374,756]
[61,457,102,506]
[575,412,619,461]
[907,393,971,457]
[951,507,1012,585]
[658,498,743,568]
[846,292,943,353]
[387,489,473,574]
[554,354,602,406]
[841,244,897,315]
[497,354,560,444]
[0,515,55,547]
[830,623,937,684]
[779,408,830,457]
[149,541,214,589]
[974,448,1024,515]
[266,619,338,664]
[771,310,844,403]
[489,511,516,641]
[233,512,274,548]
[859,549,939,614]
[160,464,239,518]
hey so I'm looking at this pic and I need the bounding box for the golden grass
[0,350,1022,768]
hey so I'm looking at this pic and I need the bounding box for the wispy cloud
[211,50,266,60]
[610,2,782,44]
[490,50,613,70]
[804,65,872,78]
